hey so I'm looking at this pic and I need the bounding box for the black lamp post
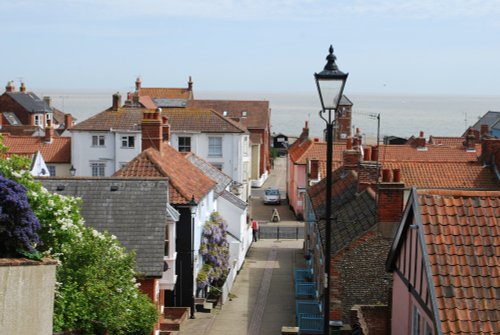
[314,45,348,333]
[188,195,197,319]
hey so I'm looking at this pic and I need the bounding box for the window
[92,135,105,147]
[208,137,222,157]
[121,135,135,148]
[243,136,249,156]
[178,137,191,152]
[45,113,51,125]
[47,165,56,177]
[91,162,106,176]
[34,114,42,127]
[164,227,170,257]
[412,305,421,335]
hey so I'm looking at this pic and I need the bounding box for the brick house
[0,81,73,134]
[113,111,218,317]
[41,177,177,335]
[302,133,500,333]
[187,99,272,187]
[386,189,500,335]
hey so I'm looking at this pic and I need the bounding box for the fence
[258,225,304,240]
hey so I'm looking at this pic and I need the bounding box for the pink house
[386,189,500,335]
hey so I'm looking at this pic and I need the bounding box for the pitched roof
[428,136,465,147]
[2,133,71,163]
[185,152,232,197]
[391,189,500,334]
[307,169,377,254]
[470,111,500,132]
[71,107,247,133]
[381,161,500,189]
[220,190,247,210]
[187,99,270,130]
[377,144,480,162]
[288,138,346,165]
[138,87,193,100]
[6,92,52,113]
[41,178,170,277]
[114,143,216,205]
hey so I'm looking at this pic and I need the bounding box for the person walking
[251,218,259,242]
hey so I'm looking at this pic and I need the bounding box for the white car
[263,187,281,205]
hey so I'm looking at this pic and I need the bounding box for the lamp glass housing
[315,76,347,111]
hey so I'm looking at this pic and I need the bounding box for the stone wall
[0,258,57,335]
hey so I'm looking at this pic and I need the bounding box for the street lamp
[188,195,197,319]
[314,45,348,333]
[69,165,76,176]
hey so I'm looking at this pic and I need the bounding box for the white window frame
[92,135,106,147]
[47,165,56,177]
[178,136,191,152]
[121,135,135,148]
[164,226,170,257]
[208,137,223,157]
[90,162,106,176]
[243,136,249,157]
[34,114,42,127]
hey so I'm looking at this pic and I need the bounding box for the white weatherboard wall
[0,259,57,335]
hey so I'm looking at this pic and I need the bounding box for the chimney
[342,146,361,171]
[363,147,372,161]
[5,81,15,92]
[132,93,140,105]
[162,116,170,143]
[302,121,309,138]
[112,92,121,111]
[188,76,193,91]
[377,168,405,238]
[480,138,500,166]
[44,119,54,143]
[346,137,353,150]
[415,131,426,149]
[371,146,379,161]
[135,77,142,91]
[141,108,163,151]
[309,159,319,180]
[480,124,489,137]
[357,161,380,192]
[464,129,476,152]
[64,113,73,129]
[20,82,26,93]
[43,96,51,107]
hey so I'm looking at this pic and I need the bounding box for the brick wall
[330,232,393,324]
[350,305,389,335]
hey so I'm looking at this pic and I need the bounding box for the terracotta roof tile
[428,136,466,147]
[378,144,481,162]
[187,99,270,130]
[2,133,70,163]
[417,189,500,335]
[138,87,192,100]
[71,107,246,133]
[114,143,215,204]
[289,138,346,165]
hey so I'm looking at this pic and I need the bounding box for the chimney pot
[135,77,142,91]
[64,113,73,129]
[419,131,424,138]
[188,76,193,91]
[5,81,15,92]
[363,147,371,161]
[112,92,122,111]
[382,169,391,182]
[44,119,54,142]
[346,137,353,149]
[20,82,26,93]
[393,169,401,182]
[371,146,379,161]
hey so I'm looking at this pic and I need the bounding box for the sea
[36,90,500,142]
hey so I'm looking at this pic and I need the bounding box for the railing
[296,300,323,334]
[294,268,313,282]
[295,282,316,299]
[258,225,304,240]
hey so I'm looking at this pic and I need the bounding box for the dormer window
[34,114,42,127]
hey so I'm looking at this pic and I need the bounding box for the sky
[1,0,500,96]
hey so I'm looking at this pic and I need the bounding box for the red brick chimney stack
[44,119,54,143]
[141,108,163,151]
[20,82,26,93]
[346,137,353,150]
[188,76,193,91]
[363,147,372,161]
[64,114,73,129]
[5,81,15,92]
[377,168,405,238]
[371,146,379,161]
[415,131,426,148]
[343,140,361,171]
[480,124,489,137]
[464,129,476,151]
[112,92,121,111]
[135,77,142,91]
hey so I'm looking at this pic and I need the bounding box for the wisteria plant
[197,212,230,291]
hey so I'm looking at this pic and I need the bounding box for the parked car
[263,187,281,205]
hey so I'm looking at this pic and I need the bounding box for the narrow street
[179,156,305,335]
